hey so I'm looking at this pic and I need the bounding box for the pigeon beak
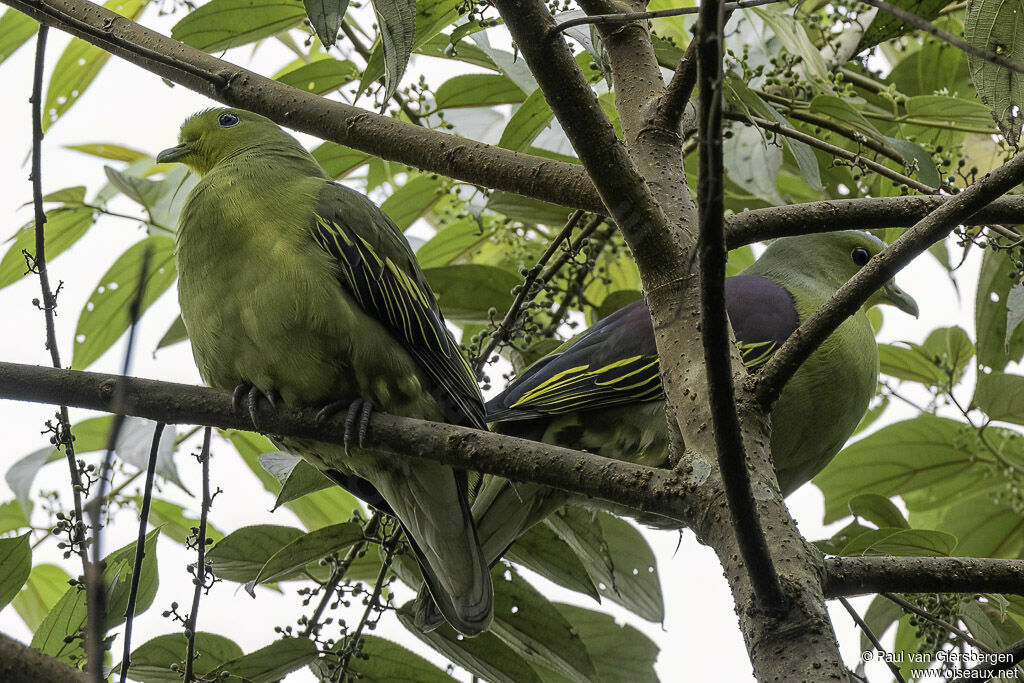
[156,141,194,164]
[884,282,919,318]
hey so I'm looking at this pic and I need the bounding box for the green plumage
[414,230,918,628]
[161,109,492,635]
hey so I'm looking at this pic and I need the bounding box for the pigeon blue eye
[218,112,239,127]
[851,247,870,266]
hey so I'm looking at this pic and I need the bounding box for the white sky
[0,7,982,682]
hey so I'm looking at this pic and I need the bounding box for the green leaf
[0,534,31,610]
[884,137,941,188]
[398,609,541,683]
[977,247,1024,370]
[860,0,959,50]
[878,343,948,385]
[0,10,36,66]
[960,600,1024,649]
[903,95,997,132]
[849,493,910,529]
[921,325,975,385]
[270,458,333,507]
[72,235,177,369]
[547,508,664,623]
[423,264,518,323]
[319,635,455,681]
[171,0,306,52]
[31,529,160,664]
[975,371,1024,424]
[381,173,445,230]
[860,595,905,652]
[555,603,659,683]
[303,0,349,47]
[434,73,526,109]
[103,166,168,212]
[12,563,70,633]
[275,57,358,94]
[924,493,1024,558]
[815,415,980,523]
[360,0,463,99]
[853,396,889,436]
[42,187,87,204]
[0,207,95,291]
[66,142,148,162]
[416,219,490,268]
[966,0,1024,144]
[490,566,597,681]
[505,523,600,601]
[836,527,958,556]
[486,192,573,227]
[253,521,364,585]
[124,632,243,683]
[1007,283,1024,347]
[210,637,318,682]
[499,88,555,151]
[43,0,149,130]
[754,6,830,85]
[156,314,188,350]
[142,497,224,546]
[365,0,417,101]
[0,500,29,535]
[206,524,304,583]
[808,95,885,141]
[312,142,371,179]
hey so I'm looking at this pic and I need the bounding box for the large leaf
[860,0,960,50]
[142,497,225,546]
[43,0,149,130]
[489,567,597,682]
[72,235,177,369]
[0,207,95,291]
[312,142,371,179]
[423,264,518,323]
[505,523,599,601]
[815,415,981,523]
[415,219,490,268]
[0,10,37,66]
[208,637,318,682]
[31,529,160,664]
[171,0,307,52]
[123,632,244,683]
[976,247,1024,370]
[303,0,349,47]
[0,534,31,610]
[975,371,1024,425]
[555,603,659,683]
[12,563,71,633]
[275,57,358,94]
[965,0,1024,144]
[398,609,542,683]
[252,521,364,586]
[205,524,304,583]
[315,635,455,681]
[499,88,555,151]
[434,73,526,109]
[380,173,445,230]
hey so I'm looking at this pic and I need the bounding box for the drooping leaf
[314,635,455,681]
[171,0,307,52]
[381,173,446,230]
[156,314,188,350]
[835,527,957,557]
[72,235,177,369]
[364,0,418,101]
[415,219,490,268]
[0,534,32,610]
[253,521,364,586]
[312,142,372,179]
[303,0,349,47]
[423,264,518,323]
[965,0,1024,144]
[505,523,600,601]
[66,142,148,162]
[860,0,960,50]
[103,166,168,213]
[498,88,555,151]
[114,417,188,492]
[849,493,910,530]
[0,500,28,535]
[43,0,149,130]
[555,603,659,683]
[434,73,526,109]
[878,343,948,385]
[976,247,1024,370]
[975,371,1024,425]
[273,458,334,507]
[122,632,243,683]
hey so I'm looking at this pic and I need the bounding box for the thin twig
[117,422,166,683]
[303,514,381,638]
[547,0,784,40]
[967,636,1024,677]
[337,528,398,678]
[881,593,997,655]
[860,0,1024,77]
[183,427,213,683]
[540,219,616,338]
[839,596,906,683]
[473,210,586,374]
[697,0,785,610]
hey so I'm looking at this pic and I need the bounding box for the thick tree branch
[823,556,1024,597]
[0,633,88,683]
[754,151,1024,405]
[724,195,1024,247]
[0,361,700,522]
[1,0,604,213]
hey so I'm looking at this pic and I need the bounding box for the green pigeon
[158,108,493,635]
[414,230,918,629]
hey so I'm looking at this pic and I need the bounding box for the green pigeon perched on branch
[158,108,493,635]
[414,230,918,629]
